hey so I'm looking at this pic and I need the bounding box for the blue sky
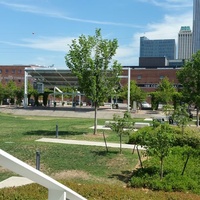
[0,0,193,68]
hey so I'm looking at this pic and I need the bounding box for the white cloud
[144,12,193,41]
[0,1,141,28]
[22,37,74,52]
[138,0,192,9]
[0,36,74,52]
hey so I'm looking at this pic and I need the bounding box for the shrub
[172,126,200,148]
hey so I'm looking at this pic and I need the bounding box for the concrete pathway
[36,138,145,150]
[0,105,165,119]
[0,176,34,189]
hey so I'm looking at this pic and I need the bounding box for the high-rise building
[193,0,200,53]
[140,36,176,60]
[178,26,193,60]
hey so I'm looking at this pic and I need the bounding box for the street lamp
[118,68,131,112]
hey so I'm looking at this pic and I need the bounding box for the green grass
[1,112,200,199]
[0,113,138,183]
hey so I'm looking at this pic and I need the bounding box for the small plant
[110,111,134,153]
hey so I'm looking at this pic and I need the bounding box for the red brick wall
[0,65,31,87]
[120,68,179,92]
[0,65,180,92]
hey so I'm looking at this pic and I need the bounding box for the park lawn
[1,112,199,199]
[0,112,139,183]
[0,112,145,143]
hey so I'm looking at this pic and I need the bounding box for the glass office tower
[193,0,200,53]
[140,36,176,60]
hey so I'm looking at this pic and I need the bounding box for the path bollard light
[56,124,59,138]
[36,151,40,170]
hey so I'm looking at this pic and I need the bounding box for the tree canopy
[120,80,146,109]
[150,77,177,110]
[65,29,122,134]
[177,50,200,125]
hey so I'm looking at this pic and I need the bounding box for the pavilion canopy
[25,67,79,88]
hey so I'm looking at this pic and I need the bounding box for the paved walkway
[0,177,34,189]
[0,104,165,119]
[36,138,145,150]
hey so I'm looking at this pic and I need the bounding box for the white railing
[0,149,87,200]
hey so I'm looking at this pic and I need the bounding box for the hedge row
[1,181,200,200]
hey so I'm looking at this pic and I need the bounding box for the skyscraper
[140,36,176,60]
[193,0,200,53]
[178,26,193,60]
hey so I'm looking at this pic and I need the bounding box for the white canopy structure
[24,67,131,110]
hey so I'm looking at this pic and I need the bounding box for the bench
[134,122,150,129]
[105,121,150,129]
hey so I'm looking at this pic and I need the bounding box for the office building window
[137,75,142,80]
[160,75,164,79]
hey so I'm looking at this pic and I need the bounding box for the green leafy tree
[0,83,5,105]
[5,80,18,104]
[150,77,176,110]
[146,124,175,179]
[110,111,134,153]
[172,104,191,135]
[65,29,122,134]
[129,124,174,180]
[15,86,24,105]
[177,50,200,126]
[120,80,146,109]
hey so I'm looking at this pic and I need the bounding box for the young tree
[147,124,175,179]
[129,124,174,180]
[0,83,5,105]
[172,104,191,135]
[177,50,200,126]
[150,77,177,110]
[110,111,134,154]
[5,80,18,104]
[15,86,24,106]
[120,80,146,109]
[65,29,122,134]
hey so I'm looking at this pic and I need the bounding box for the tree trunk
[197,107,199,127]
[93,102,98,135]
[120,133,122,154]
[181,125,184,135]
[137,146,143,168]
[160,157,164,180]
[181,154,190,176]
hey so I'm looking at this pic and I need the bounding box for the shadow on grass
[24,130,87,136]
[90,150,119,156]
[132,166,159,177]
[109,170,134,183]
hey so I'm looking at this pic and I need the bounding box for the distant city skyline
[0,0,193,68]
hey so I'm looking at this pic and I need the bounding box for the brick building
[0,64,181,93]
[0,65,33,87]
[120,68,180,93]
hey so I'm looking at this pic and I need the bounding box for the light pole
[119,68,131,112]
